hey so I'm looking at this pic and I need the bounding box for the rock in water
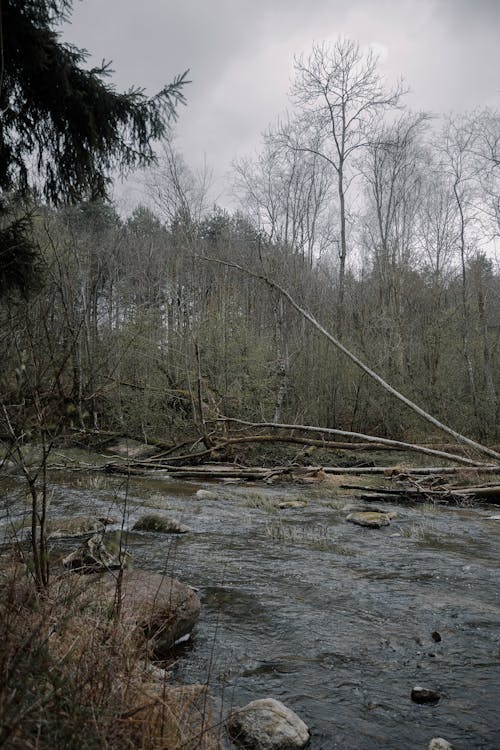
[133,514,190,533]
[428,739,453,750]
[226,698,310,750]
[411,686,440,705]
[195,489,218,500]
[62,532,130,572]
[346,511,391,528]
[278,500,307,509]
[100,570,201,656]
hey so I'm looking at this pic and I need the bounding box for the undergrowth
[0,562,219,749]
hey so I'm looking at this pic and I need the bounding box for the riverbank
[0,562,220,749]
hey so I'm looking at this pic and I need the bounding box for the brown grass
[0,561,220,749]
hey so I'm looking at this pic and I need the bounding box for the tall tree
[280,38,404,324]
[0,0,188,295]
[234,126,335,266]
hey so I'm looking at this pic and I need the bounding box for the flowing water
[2,464,500,749]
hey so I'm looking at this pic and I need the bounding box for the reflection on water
[1,467,500,748]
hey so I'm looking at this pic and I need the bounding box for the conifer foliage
[0,0,188,294]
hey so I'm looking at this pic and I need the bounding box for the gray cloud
[64,0,500,209]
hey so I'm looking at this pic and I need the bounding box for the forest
[1,7,500,749]
[2,86,499,451]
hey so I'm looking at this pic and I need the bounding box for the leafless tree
[234,126,335,266]
[279,38,405,324]
[146,137,212,228]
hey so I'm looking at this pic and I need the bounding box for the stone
[195,489,218,500]
[100,569,201,656]
[411,686,440,705]
[133,514,190,533]
[62,532,130,572]
[428,739,453,750]
[226,698,310,750]
[106,440,156,458]
[346,511,391,528]
[278,500,307,509]
[342,505,397,518]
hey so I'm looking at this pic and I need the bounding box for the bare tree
[279,38,405,323]
[234,126,335,266]
[438,116,483,423]
[361,112,428,310]
[470,108,500,235]
[146,137,212,228]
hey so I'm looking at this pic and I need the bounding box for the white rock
[428,739,453,750]
[226,698,309,750]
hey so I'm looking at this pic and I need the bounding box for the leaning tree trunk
[200,254,500,463]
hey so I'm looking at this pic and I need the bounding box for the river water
[2,466,500,749]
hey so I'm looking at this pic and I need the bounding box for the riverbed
[2,466,500,749]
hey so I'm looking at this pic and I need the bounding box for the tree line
[1,35,499,449]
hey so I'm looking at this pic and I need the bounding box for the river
[2,464,500,749]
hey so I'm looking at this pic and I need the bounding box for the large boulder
[226,698,310,750]
[100,570,201,656]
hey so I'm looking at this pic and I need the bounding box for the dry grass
[0,562,220,749]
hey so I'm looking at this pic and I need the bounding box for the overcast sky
[64,0,500,211]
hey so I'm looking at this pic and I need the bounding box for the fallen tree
[199,254,500,464]
[215,418,492,467]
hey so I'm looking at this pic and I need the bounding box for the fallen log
[219,418,491,467]
[453,485,500,498]
[99,461,500,481]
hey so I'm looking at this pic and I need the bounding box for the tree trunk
[200,254,500,463]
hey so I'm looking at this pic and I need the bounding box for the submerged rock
[411,686,441,705]
[133,514,190,534]
[428,739,453,750]
[346,511,391,528]
[226,697,310,750]
[99,570,201,656]
[62,532,130,572]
